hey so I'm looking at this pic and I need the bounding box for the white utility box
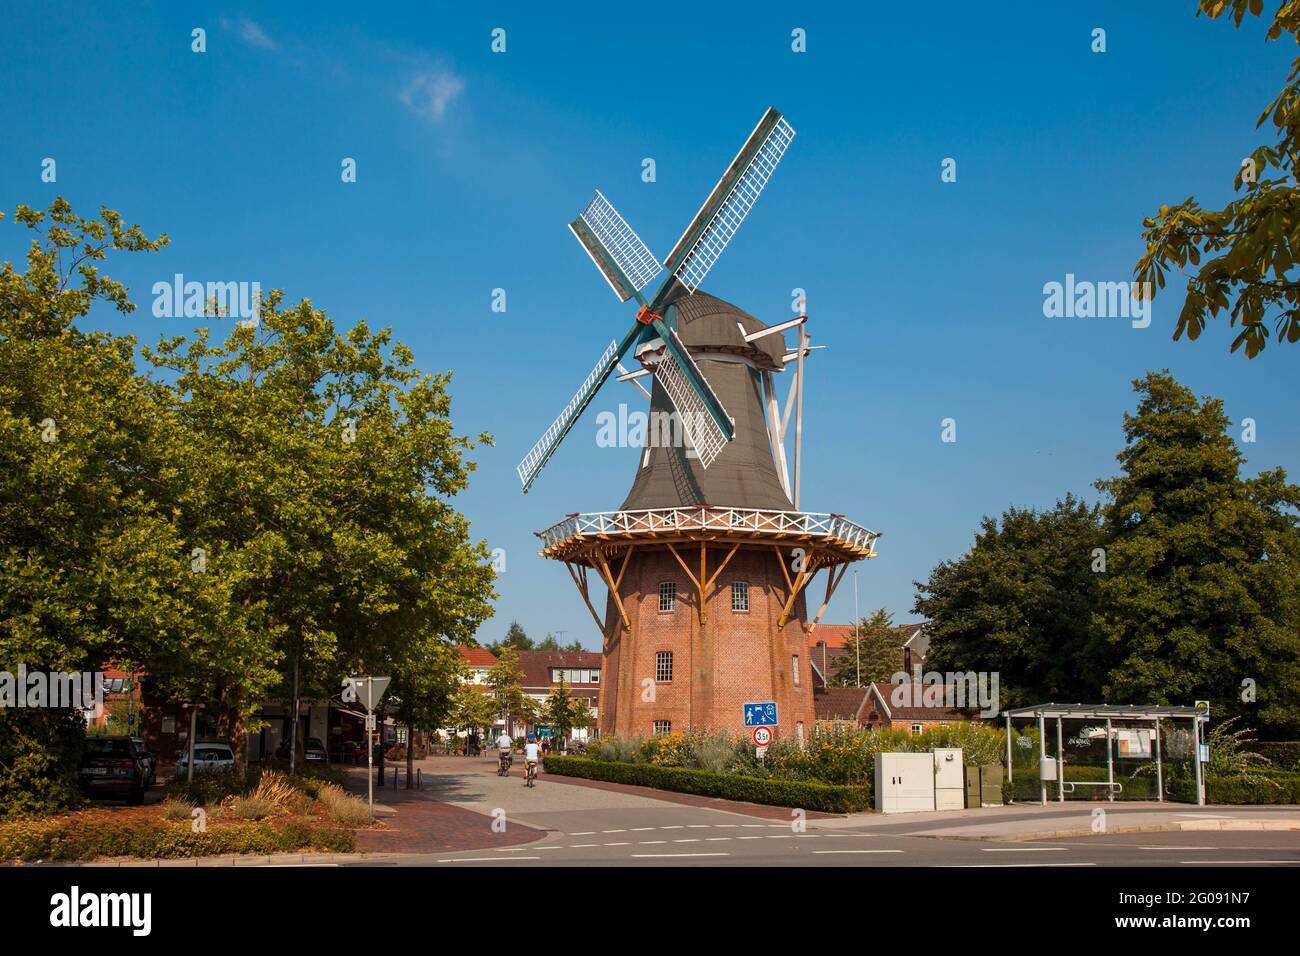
[933,747,965,811]
[874,752,936,813]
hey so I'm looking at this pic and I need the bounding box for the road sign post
[348,676,390,824]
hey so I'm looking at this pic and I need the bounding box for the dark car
[276,736,330,764]
[79,736,149,804]
[303,737,328,764]
[130,736,156,786]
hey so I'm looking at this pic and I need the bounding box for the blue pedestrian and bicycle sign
[743,702,778,727]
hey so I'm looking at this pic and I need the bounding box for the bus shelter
[1001,703,1206,806]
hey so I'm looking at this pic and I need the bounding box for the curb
[915,818,1300,843]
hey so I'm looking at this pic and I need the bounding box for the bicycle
[497,751,512,776]
[525,760,538,788]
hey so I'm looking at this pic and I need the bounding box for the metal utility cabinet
[933,748,964,810]
[874,752,936,813]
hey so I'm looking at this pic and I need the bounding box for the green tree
[486,646,531,732]
[1093,371,1300,733]
[145,284,496,760]
[543,678,578,740]
[915,495,1106,708]
[1135,1,1300,356]
[450,683,499,747]
[492,620,533,654]
[830,609,907,687]
[0,200,273,813]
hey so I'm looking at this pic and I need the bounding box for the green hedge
[0,816,355,862]
[1247,742,1300,771]
[1201,772,1300,805]
[542,755,872,812]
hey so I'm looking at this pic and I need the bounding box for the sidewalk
[341,764,545,855]
[811,801,1300,842]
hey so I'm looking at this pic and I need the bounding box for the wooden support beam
[614,546,633,590]
[593,548,631,632]
[666,542,701,589]
[777,556,818,629]
[807,562,848,635]
[772,546,794,592]
[565,561,607,639]
[704,542,739,593]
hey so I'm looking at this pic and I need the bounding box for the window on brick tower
[653,720,671,736]
[731,580,749,612]
[658,581,676,612]
[792,654,800,686]
[655,650,673,683]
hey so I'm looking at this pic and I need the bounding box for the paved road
[341,758,1300,868]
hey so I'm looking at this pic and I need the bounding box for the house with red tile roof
[514,650,601,742]
[457,644,498,686]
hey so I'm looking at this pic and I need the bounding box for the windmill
[516,107,796,493]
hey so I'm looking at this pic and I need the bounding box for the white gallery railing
[536,506,880,553]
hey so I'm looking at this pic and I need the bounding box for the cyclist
[495,730,513,774]
[523,733,541,786]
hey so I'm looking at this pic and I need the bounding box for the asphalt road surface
[343,759,1300,868]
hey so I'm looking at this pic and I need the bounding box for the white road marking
[981,847,1068,852]
[438,857,541,862]
[1139,845,1218,850]
[673,838,701,843]
[601,829,626,833]
[630,827,655,832]
[604,842,630,846]
[638,840,666,845]
[813,849,904,855]
[570,843,598,848]
[632,852,729,859]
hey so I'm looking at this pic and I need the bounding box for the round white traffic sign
[752,726,773,746]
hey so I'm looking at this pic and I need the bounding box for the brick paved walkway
[346,771,544,855]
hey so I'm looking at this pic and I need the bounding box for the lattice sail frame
[517,339,620,492]
[671,116,795,293]
[650,330,732,469]
[570,191,662,301]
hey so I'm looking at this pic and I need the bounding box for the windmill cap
[672,292,788,370]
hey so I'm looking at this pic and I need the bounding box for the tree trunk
[405,722,414,789]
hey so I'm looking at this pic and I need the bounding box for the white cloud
[400,67,465,123]
[220,17,277,51]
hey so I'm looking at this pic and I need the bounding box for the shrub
[316,784,370,826]
[227,796,275,820]
[164,766,258,806]
[1246,741,1300,772]
[0,815,356,862]
[0,709,87,819]
[543,755,871,812]
[160,798,194,821]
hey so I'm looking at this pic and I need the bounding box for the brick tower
[535,293,878,742]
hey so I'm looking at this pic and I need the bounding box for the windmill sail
[662,109,795,294]
[517,323,642,493]
[649,330,733,470]
[569,191,662,302]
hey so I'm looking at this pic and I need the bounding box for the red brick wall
[597,544,817,741]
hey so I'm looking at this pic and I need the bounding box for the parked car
[79,736,150,804]
[130,736,157,786]
[274,736,330,764]
[304,737,328,764]
[174,741,236,775]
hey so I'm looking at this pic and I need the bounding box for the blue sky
[2,1,1297,648]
